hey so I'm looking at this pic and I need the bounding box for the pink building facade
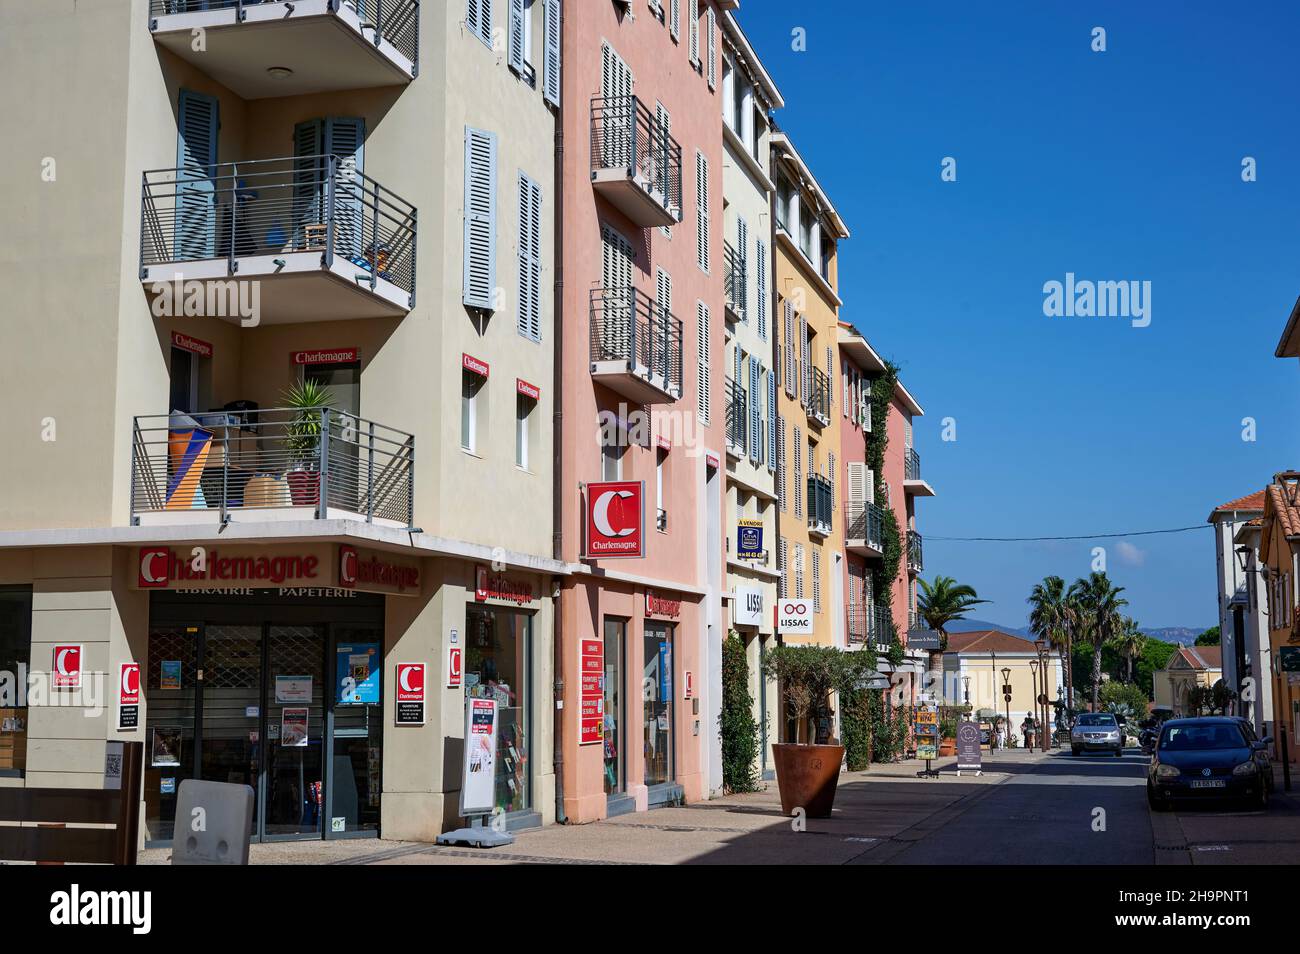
[555,0,728,822]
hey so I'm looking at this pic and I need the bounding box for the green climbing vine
[868,360,905,667]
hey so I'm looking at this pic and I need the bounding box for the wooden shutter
[467,0,493,46]
[695,151,709,272]
[517,172,542,341]
[756,239,767,340]
[800,317,810,406]
[767,371,777,471]
[176,89,219,259]
[688,0,699,64]
[777,538,787,598]
[793,425,803,518]
[670,0,680,41]
[508,0,526,72]
[736,216,748,322]
[706,6,717,89]
[783,300,795,396]
[697,301,711,426]
[463,126,498,310]
[812,550,821,614]
[748,358,761,463]
[543,0,562,106]
[324,117,365,261]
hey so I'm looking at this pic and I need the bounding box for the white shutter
[778,538,787,598]
[756,239,767,340]
[516,171,542,341]
[467,0,493,47]
[794,544,804,599]
[783,300,795,396]
[706,7,717,89]
[463,126,498,310]
[670,0,680,41]
[748,358,761,463]
[847,462,868,517]
[793,425,803,518]
[688,0,699,65]
[828,451,835,506]
[799,317,810,406]
[543,0,562,107]
[697,301,711,426]
[508,0,526,72]
[695,151,709,272]
[813,550,821,614]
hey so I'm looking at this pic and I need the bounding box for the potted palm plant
[761,645,871,817]
[281,378,330,507]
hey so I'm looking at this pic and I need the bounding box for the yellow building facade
[771,132,849,653]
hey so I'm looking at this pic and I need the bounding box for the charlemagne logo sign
[584,481,644,558]
[138,546,320,589]
[339,545,420,594]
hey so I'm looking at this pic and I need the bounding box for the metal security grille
[203,626,261,690]
[147,627,198,689]
[268,626,325,683]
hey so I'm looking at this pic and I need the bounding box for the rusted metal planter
[771,743,844,817]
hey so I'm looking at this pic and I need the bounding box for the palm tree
[917,576,988,703]
[1108,616,1146,685]
[1073,572,1128,709]
[1027,576,1070,712]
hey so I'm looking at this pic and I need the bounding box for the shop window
[601,431,624,481]
[603,618,625,796]
[466,605,532,816]
[516,391,537,471]
[461,367,487,454]
[643,622,674,787]
[0,587,32,778]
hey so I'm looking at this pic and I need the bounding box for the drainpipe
[551,55,567,826]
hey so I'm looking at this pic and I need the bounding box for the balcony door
[599,226,635,362]
[304,361,361,513]
[175,89,219,260]
[600,43,633,167]
[292,118,365,259]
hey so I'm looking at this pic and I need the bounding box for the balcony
[130,407,415,529]
[845,501,886,556]
[848,604,894,652]
[806,474,833,538]
[724,242,746,322]
[907,529,923,573]
[904,447,935,496]
[140,154,417,322]
[725,377,747,458]
[807,366,831,428]
[590,95,682,228]
[589,288,683,404]
[147,1,419,99]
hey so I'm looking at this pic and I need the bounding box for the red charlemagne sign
[339,545,420,594]
[584,481,644,559]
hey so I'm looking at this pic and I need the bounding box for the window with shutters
[648,0,663,20]
[599,225,634,360]
[463,127,498,311]
[800,319,811,408]
[812,550,821,614]
[601,44,634,168]
[767,373,777,472]
[794,544,805,600]
[467,0,493,48]
[778,538,788,598]
[783,300,796,397]
[695,152,710,273]
[705,7,717,89]
[657,103,673,238]
[517,171,542,341]
[670,0,680,41]
[748,359,761,464]
[176,89,220,260]
[756,240,768,340]
[697,301,711,426]
[825,346,834,413]
[736,217,749,322]
[793,426,803,519]
[507,0,531,78]
[543,0,562,106]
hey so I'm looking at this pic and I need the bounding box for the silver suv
[1071,712,1124,757]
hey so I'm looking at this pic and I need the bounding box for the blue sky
[741,0,1300,629]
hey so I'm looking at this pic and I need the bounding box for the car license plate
[1190,780,1225,789]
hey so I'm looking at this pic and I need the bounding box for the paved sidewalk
[137,748,1054,865]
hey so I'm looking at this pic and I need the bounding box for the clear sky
[739,0,1300,629]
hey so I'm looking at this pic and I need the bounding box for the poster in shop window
[458,697,498,817]
[336,643,380,705]
[280,707,309,748]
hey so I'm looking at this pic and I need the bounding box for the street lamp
[1029,659,1040,749]
[1001,666,1012,748]
[1034,640,1052,751]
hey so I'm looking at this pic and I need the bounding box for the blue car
[1146,717,1273,812]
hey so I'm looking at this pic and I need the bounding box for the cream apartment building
[719,11,781,785]
[0,0,562,847]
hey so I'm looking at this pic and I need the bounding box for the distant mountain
[1139,627,1211,646]
[944,619,1212,646]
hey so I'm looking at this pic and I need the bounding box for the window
[656,448,668,531]
[799,202,813,260]
[467,0,493,48]
[669,0,680,41]
[812,549,821,614]
[462,367,486,453]
[516,391,537,469]
[688,0,699,66]
[517,171,542,341]
[602,428,624,480]
[0,587,32,778]
[820,228,833,281]
[463,127,498,310]
[507,0,532,77]
[643,623,674,786]
[775,174,792,233]
[756,239,768,340]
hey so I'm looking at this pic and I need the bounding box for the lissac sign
[584,481,645,559]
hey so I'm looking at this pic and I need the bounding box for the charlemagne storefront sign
[136,544,421,596]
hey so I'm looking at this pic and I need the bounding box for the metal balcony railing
[905,447,922,481]
[140,153,417,300]
[724,242,746,320]
[588,287,684,398]
[590,95,683,217]
[848,603,894,649]
[726,377,747,454]
[808,366,830,425]
[845,500,886,550]
[131,407,414,526]
[806,474,833,534]
[907,530,923,572]
[147,1,421,65]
